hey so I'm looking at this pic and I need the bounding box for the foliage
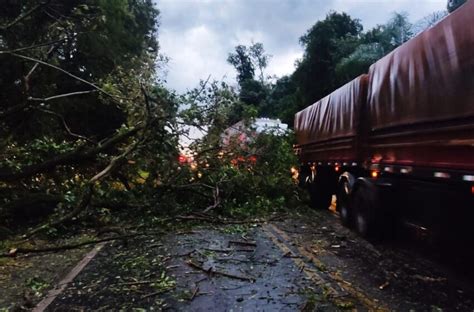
[447,0,467,13]
[292,12,363,108]
[412,11,448,36]
[184,132,300,218]
[227,42,271,120]
[0,0,180,234]
[261,75,299,126]
[174,78,301,218]
[227,45,255,84]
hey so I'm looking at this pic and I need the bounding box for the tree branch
[0,125,142,182]
[2,232,162,258]
[36,108,96,143]
[28,90,98,103]
[8,52,126,102]
[0,1,50,32]
[25,133,145,238]
[0,38,67,55]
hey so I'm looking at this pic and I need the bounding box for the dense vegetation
[0,0,460,242]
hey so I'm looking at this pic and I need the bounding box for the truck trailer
[294,1,474,240]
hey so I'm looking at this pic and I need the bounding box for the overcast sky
[156,0,446,93]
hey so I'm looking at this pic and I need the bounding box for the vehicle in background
[221,118,288,147]
[221,118,288,166]
[294,1,474,242]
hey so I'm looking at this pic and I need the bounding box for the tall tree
[249,42,271,84]
[292,12,363,108]
[0,0,177,229]
[227,45,255,84]
[227,42,271,119]
[384,12,413,48]
[335,12,414,83]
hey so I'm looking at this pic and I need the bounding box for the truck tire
[352,181,381,240]
[336,179,352,227]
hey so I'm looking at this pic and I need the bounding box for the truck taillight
[471,185,474,195]
[335,166,340,172]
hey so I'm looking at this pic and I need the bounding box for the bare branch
[28,90,97,103]
[36,108,96,143]
[0,38,67,55]
[9,52,127,102]
[189,74,211,104]
[0,1,50,31]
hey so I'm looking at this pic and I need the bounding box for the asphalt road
[38,209,474,311]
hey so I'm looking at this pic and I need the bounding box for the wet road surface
[43,209,474,311]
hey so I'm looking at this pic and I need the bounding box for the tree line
[224,0,465,127]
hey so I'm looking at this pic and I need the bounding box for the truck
[294,1,474,241]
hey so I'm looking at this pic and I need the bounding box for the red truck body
[294,1,474,239]
[295,0,474,180]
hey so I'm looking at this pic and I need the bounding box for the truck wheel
[352,182,380,239]
[336,179,352,227]
[309,181,332,210]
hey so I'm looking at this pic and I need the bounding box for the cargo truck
[294,1,474,240]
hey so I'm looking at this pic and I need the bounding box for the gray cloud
[155,0,446,93]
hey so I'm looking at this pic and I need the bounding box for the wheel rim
[338,181,350,222]
[354,190,369,235]
[340,204,348,220]
[356,212,367,234]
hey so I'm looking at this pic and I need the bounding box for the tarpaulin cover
[367,0,474,130]
[294,75,367,146]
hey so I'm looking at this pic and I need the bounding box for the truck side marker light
[463,175,474,182]
[434,172,450,179]
[400,167,412,174]
[371,171,379,178]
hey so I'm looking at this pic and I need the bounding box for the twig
[175,215,276,225]
[186,260,255,282]
[36,107,95,143]
[141,289,171,299]
[228,240,257,247]
[203,183,221,213]
[1,233,149,258]
[173,249,196,257]
[204,247,234,253]
[190,286,199,301]
[0,38,67,54]
[117,280,153,286]
[29,90,97,103]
